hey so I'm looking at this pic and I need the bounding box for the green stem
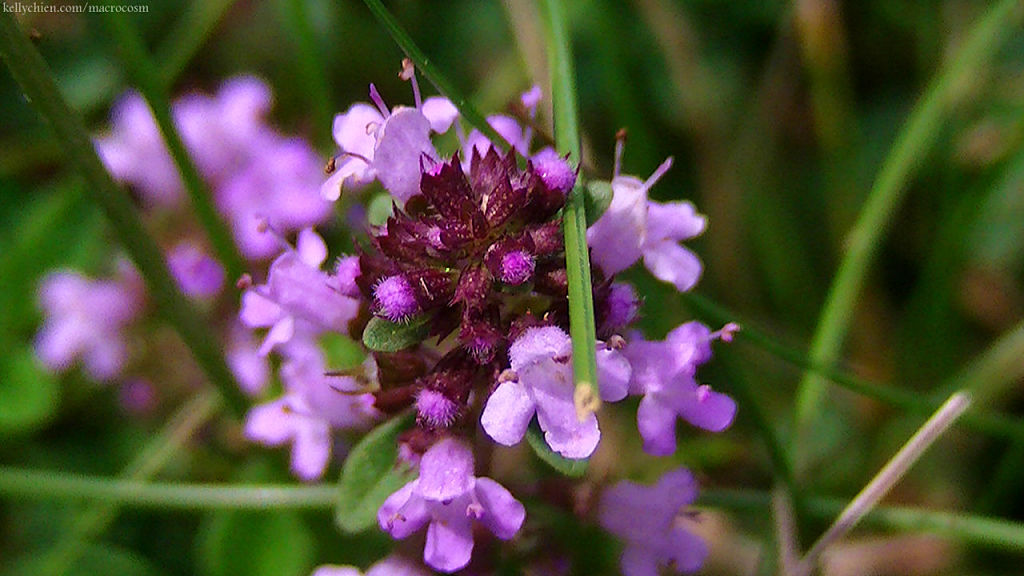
[701,489,1024,552]
[940,320,1024,408]
[3,468,1022,551]
[156,0,239,86]
[0,13,248,417]
[103,14,246,281]
[276,0,334,147]
[361,0,512,152]
[539,0,599,418]
[792,0,1024,467]
[0,469,336,510]
[38,392,220,576]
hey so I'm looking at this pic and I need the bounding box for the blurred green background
[2,0,1024,574]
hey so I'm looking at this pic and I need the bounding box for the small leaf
[362,315,432,352]
[366,192,395,227]
[319,333,366,371]
[583,180,613,226]
[336,412,416,533]
[526,420,588,477]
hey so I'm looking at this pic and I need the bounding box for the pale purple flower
[463,115,529,161]
[166,241,225,299]
[311,555,431,576]
[321,80,458,203]
[599,467,707,576]
[587,157,706,292]
[240,229,360,355]
[378,438,525,573]
[244,338,378,481]
[95,92,183,207]
[624,322,736,456]
[34,269,142,382]
[480,326,630,459]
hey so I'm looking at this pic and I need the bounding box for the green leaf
[197,510,314,576]
[5,543,162,576]
[318,333,366,371]
[366,192,395,227]
[362,315,432,353]
[526,420,588,478]
[583,180,613,226]
[0,346,60,435]
[336,412,416,533]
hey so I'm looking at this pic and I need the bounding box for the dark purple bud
[500,250,535,285]
[420,156,474,220]
[531,148,576,195]
[452,266,491,311]
[415,388,460,429]
[406,268,454,308]
[528,221,564,256]
[374,274,421,321]
[601,282,640,334]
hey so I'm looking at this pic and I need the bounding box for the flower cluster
[239,65,736,574]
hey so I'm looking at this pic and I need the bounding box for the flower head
[599,467,707,575]
[378,437,525,573]
[587,152,706,292]
[624,322,736,456]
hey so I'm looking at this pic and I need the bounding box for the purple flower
[240,229,360,355]
[226,322,270,396]
[166,241,225,299]
[311,555,431,576]
[480,326,630,459]
[244,339,378,481]
[624,322,736,456]
[321,74,458,203]
[95,92,183,207]
[587,157,706,292]
[378,437,525,573]
[599,467,707,576]
[34,268,142,382]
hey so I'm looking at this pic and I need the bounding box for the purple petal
[531,365,601,458]
[332,103,383,159]
[373,107,436,202]
[642,241,703,293]
[659,527,708,574]
[480,381,535,447]
[637,395,678,456]
[423,515,474,573]
[244,399,294,446]
[83,339,126,382]
[645,200,706,242]
[378,480,431,539]
[474,477,526,540]
[296,228,328,268]
[673,384,736,433]
[587,176,647,275]
[227,327,269,396]
[421,96,459,133]
[167,242,225,298]
[311,566,362,576]
[321,157,373,201]
[291,418,331,481]
[596,347,630,402]
[239,290,283,328]
[508,326,571,371]
[366,555,433,576]
[258,315,295,356]
[417,438,475,502]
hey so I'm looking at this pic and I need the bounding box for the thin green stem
[0,13,248,417]
[276,0,333,147]
[792,0,1024,468]
[103,14,246,281]
[361,0,512,151]
[39,392,221,576]
[940,320,1024,408]
[0,470,336,510]
[700,489,1024,552]
[156,0,239,85]
[539,0,599,418]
